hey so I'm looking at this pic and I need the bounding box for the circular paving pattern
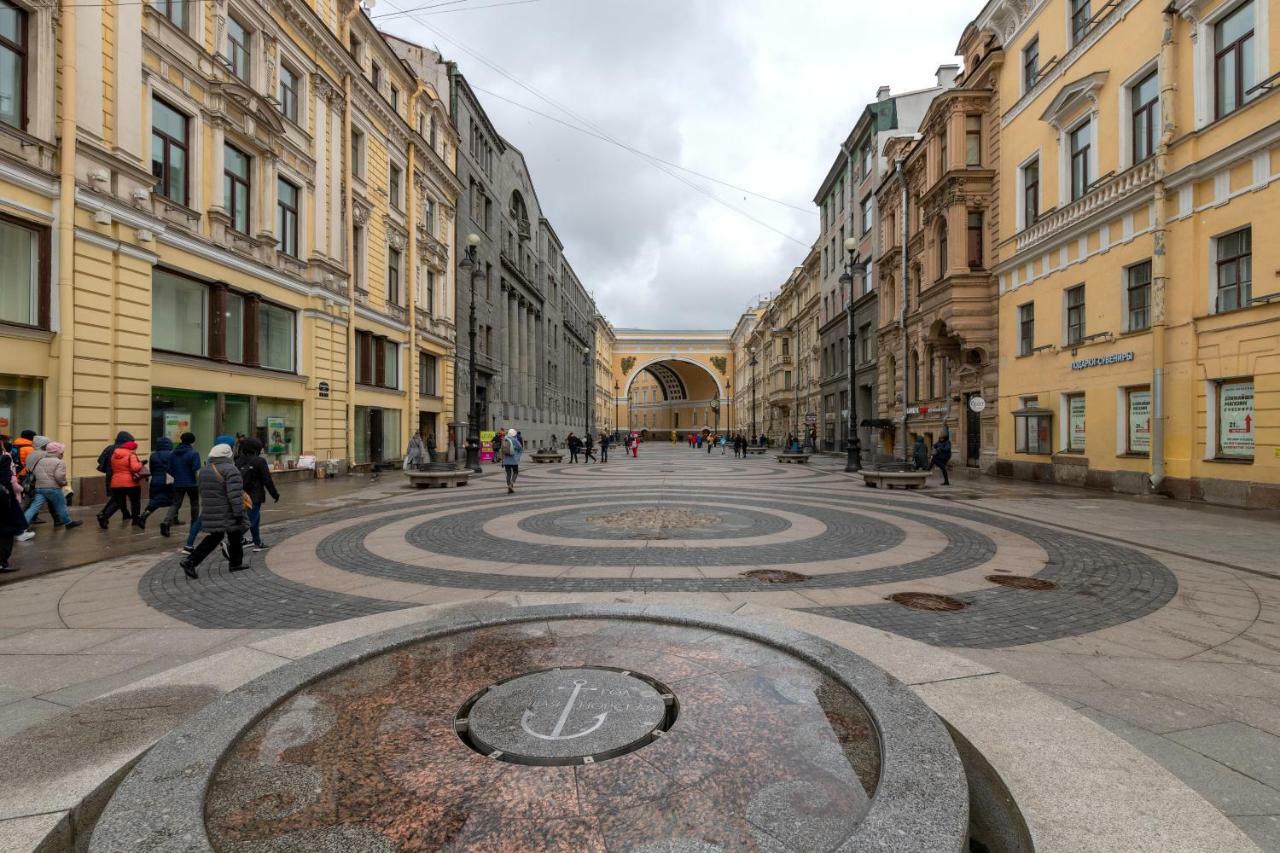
[92,608,968,852]
[136,450,1180,648]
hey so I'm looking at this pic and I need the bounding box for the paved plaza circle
[136,454,1179,647]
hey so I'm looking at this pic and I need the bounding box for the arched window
[910,350,920,402]
[936,218,949,281]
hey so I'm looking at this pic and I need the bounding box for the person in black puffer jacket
[179,443,246,578]
[135,436,174,530]
[235,438,279,552]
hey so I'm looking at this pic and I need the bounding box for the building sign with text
[1071,352,1135,370]
[1218,381,1254,459]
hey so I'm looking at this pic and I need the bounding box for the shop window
[1013,403,1052,454]
[1131,71,1158,164]
[1214,1,1255,119]
[0,214,48,328]
[1065,285,1085,345]
[1125,386,1151,455]
[224,144,251,234]
[1070,0,1091,46]
[1214,227,1251,312]
[965,115,981,166]
[1125,260,1151,331]
[419,351,438,396]
[1214,379,1254,460]
[1065,393,1086,452]
[0,0,27,130]
[258,301,295,372]
[278,63,299,124]
[224,292,244,362]
[0,374,41,435]
[151,96,189,205]
[1070,120,1091,201]
[256,397,301,463]
[1022,36,1039,93]
[152,269,208,356]
[277,178,299,257]
[225,15,250,82]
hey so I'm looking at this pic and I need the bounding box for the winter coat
[567,436,582,451]
[109,446,144,489]
[169,442,202,488]
[30,454,67,491]
[932,437,953,465]
[912,439,928,471]
[0,456,27,535]
[12,437,33,475]
[196,459,245,533]
[500,435,523,467]
[235,447,279,505]
[148,437,175,497]
[96,431,135,476]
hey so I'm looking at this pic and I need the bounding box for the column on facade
[496,285,507,418]
[506,291,518,418]
[526,308,537,421]
[210,121,227,214]
[518,301,530,418]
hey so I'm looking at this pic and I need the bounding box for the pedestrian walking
[719,434,727,455]
[600,432,611,463]
[181,435,236,555]
[930,432,952,486]
[179,442,248,578]
[912,435,928,472]
[23,442,80,530]
[163,432,201,537]
[584,433,597,463]
[98,440,143,528]
[19,436,55,524]
[133,436,175,530]
[567,433,581,463]
[629,433,639,458]
[500,428,523,493]
[236,438,279,551]
[0,453,28,572]
[94,430,134,516]
[12,430,35,477]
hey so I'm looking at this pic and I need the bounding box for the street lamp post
[583,347,592,438]
[458,233,483,473]
[838,237,863,473]
[613,381,619,439]
[749,350,758,442]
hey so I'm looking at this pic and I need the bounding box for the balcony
[1015,158,1157,255]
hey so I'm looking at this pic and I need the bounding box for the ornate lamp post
[613,380,619,439]
[582,347,592,437]
[458,233,482,473]
[838,236,863,472]
[749,349,758,442]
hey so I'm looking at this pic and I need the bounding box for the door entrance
[368,408,384,466]
[964,393,981,468]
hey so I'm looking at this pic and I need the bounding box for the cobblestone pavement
[3,445,1280,847]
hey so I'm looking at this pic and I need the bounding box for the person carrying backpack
[23,442,79,530]
[235,438,279,551]
[96,431,134,514]
[500,428,523,494]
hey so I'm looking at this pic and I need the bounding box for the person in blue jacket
[135,436,174,530]
[162,432,202,538]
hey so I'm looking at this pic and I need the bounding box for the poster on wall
[1219,381,1254,458]
[1068,396,1086,451]
[163,412,191,442]
[1128,390,1152,454]
[266,417,287,454]
[479,430,496,464]
[0,405,9,434]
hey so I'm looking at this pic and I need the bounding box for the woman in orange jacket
[98,440,144,528]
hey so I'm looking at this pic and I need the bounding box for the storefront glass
[224,394,251,440]
[355,406,402,464]
[0,375,42,436]
[152,388,217,445]
[1126,388,1151,455]
[256,397,302,465]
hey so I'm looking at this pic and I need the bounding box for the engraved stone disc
[458,666,675,765]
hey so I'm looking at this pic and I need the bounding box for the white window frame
[223,10,253,85]
[1060,392,1086,453]
[1204,377,1255,461]
[1061,115,1097,205]
[1063,283,1086,346]
[1191,0,1270,129]
[1117,57,1159,171]
[1016,149,1042,230]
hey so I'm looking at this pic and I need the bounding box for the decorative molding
[1039,71,1108,129]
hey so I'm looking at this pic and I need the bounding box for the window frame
[1070,0,1091,46]
[964,114,982,166]
[1213,226,1252,313]
[1130,70,1158,164]
[1021,156,1040,229]
[861,195,872,235]
[150,96,190,206]
[276,177,299,258]
[278,62,299,124]
[1065,284,1086,345]
[387,244,402,306]
[389,161,403,210]
[151,0,188,32]
[1214,0,1255,120]
[935,217,948,281]
[223,143,251,235]
[257,300,296,373]
[225,14,250,83]
[1124,386,1152,456]
[1212,378,1254,461]
[1018,302,1035,356]
[1022,36,1039,93]
[0,0,28,131]
[419,351,439,397]
[350,127,365,179]
[1064,392,1087,453]
[1014,406,1053,455]
[1069,119,1092,201]
[1125,259,1152,331]
[966,210,983,269]
[0,210,50,330]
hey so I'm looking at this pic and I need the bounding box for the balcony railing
[1015,158,1157,255]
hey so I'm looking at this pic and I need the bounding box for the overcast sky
[379,0,976,330]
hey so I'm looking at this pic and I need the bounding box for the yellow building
[594,315,616,434]
[0,0,457,501]
[752,247,822,446]
[986,0,1279,507]
[731,304,766,438]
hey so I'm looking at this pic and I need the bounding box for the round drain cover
[986,575,1057,591]
[886,592,967,611]
[457,666,676,765]
[741,569,810,584]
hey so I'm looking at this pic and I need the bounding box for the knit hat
[506,428,517,438]
[122,440,138,450]
[33,436,49,449]
[180,432,196,445]
[46,442,65,455]
[213,434,236,447]
[208,443,234,460]
[114,431,134,444]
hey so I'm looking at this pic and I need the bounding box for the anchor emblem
[520,679,608,741]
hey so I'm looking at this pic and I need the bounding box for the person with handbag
[97,440,144,528]
[179,443,248,578]
[134,436,175,530]
[22,442,80,531]
[235,437,279,551]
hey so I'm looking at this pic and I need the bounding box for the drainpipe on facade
[447,62,464,465]
[898,156,910,462]
[341,2,362,468]
[1150,8,1176,491]
[56,0,77,481]
[405,86,423,458]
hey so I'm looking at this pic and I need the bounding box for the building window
[1014,403,1052,454]
[224,144,251,234]
[424,270,436,316]
[370,61,381,93]
[1065,285,1085,345]
[152,0,187,31]
[356,331,398,390]
[859,324,871,363]
[1215,379,1254,459]
[1131,71,1158,163]
[258,301,295,372]
[352,224,364,291]
[861,142,872,177]
[389,162,402,209]
[861,195,872,235]
[965,115,981,166]
[419,351,438,396]
[1022,158,1039,227]
[1070,0,1091,45]
[0,215,48,328]
[967,211,983,268]
[1214,1,1255,119]
[276,178,298,257]
[1065,393,1086,452]
[351,128,364,178]
[226,15,250,82]
[1215,227,1252,312]
[387,245,401,305]
[225,292,244,362]
[936,218,948,281]
[1125,387,1152,455]
[348,34,361,61]
[429,115,438,149]
[0,0,25,129]
[152,269,208,356]
[1070,120,1091,200]
[151,97,189,206]
[1022,36,1039,92]
[939,127,948,175]
[1126,260,1151,330]
[278,63,299,123]
[389,85,399,112]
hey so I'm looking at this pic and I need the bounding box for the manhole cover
[886,592,967,611]
[741,569,811,584]
[985,575,1057,591]
[455,666,677,766]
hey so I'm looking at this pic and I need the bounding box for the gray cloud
[382,0,974,329]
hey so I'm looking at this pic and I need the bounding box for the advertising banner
[163,412,190,442]
[1127,390,1151,454]
[266,417,287,454]
[1068,395,1086,451]
[1219,382,1254,458]
[480,430,496,464]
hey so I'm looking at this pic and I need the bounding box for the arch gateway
[610,330,734,437]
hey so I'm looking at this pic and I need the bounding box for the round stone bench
[404,469,470,488]
[775,453,811,464]
[530,451,564,464]
[861,469,929,489]
[743,445,767,455]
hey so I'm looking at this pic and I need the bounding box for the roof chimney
[936,64,960,89]
[875,85,891,102]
